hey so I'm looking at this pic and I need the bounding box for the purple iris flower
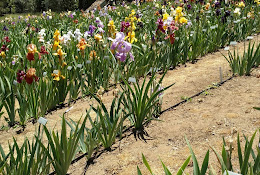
[137,21,143,28]
[216,9,221,16]
[196,16,200,21]
[117,41,131,53]
[224,10,231,17]
[152,35,155,42]
[87,25,96,36]
[199,0,204,4]
[163,1,167,5]
[99,11,104,16]
[3,26,8,31]
[186,21,192,28]
[115,52,128,62]
[110,32,133,62]
[96,18,104,28]
[111,32,125,50]
[215,1,221,8]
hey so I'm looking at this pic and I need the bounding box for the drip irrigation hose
[160,76,234,114]
[48,75,234,175]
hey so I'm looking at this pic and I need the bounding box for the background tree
[35,0,45,12]
[61,0,78,11]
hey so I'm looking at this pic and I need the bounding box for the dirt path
[0,37,259,174]
[70,74,259,175]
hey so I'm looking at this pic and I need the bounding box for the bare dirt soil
[71,75,259,175]
[0,37,259,174]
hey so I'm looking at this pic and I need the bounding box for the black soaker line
[48,76,234,175]
[160,76,234,114]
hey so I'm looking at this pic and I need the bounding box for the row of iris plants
[0,71,173,174]
[0,0,259,128]
[139,129,260,175]
[0,80,258,174]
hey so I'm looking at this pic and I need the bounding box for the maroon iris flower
[17,70,26,83]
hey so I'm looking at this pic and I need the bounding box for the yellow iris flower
[94,34,103,42]
[0,51,6,58]
[53,48,66,62]
[163,13,169,21]
[125,31,137,43]
[53,41,61,50]
[129,9,136,17]
[51,70,65,81]
[238,1,245,8]
[108,20,117,38]
[179,17,188,24]
[53,29,61,42]
[176,7,183,14]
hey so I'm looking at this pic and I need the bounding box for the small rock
[172,146,178,150]
[188,160,193,167]
[224,118,228,125]
[245,108,251,113]
[255,71,260,78]
[226,113,239,118]
[231,127,237,134]
[216,121,223,125]
[202,113,211,118]
[197,98,203,103]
